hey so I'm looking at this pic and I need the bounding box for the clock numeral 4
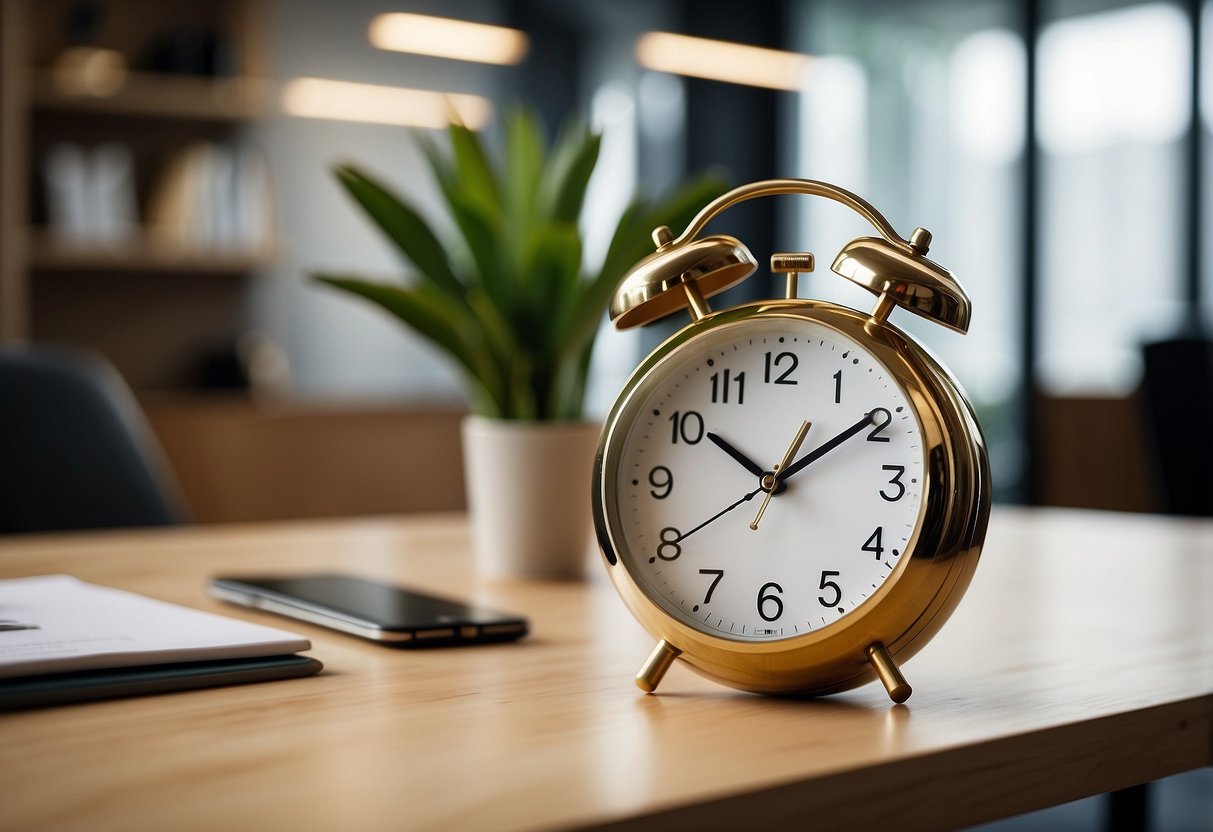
[861,526,884,559]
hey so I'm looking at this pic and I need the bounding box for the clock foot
[866,642,912,703]
[635,639,682,693]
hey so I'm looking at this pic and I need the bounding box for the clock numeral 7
[698,569,724,606]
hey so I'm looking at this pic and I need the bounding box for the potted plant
[315,110,723,578]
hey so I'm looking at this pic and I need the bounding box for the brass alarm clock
[592,179,990,703]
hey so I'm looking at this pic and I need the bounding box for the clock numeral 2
[710,370,745,404]
[668,410,705,444]
[867,408,892,442]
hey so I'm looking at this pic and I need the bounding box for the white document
[0,575,311,679]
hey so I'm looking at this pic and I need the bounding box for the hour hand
[706,432,765,478]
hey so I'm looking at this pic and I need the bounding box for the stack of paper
[0,575,320,708]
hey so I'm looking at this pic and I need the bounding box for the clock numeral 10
[668,410,705,444]
[710,369,745,404]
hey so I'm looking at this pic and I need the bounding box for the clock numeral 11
[710,369,745,404]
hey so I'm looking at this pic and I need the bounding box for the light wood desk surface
[2,507,1212,831]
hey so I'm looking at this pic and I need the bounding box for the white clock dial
[612,316,925,642]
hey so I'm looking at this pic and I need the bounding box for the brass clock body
[591,178,991,702]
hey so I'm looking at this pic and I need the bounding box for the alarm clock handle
[668,178,910,252]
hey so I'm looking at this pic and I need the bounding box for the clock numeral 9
[756,582,784,621]
[867,408,892,442]
[657,527,682,561]
[763,351,798,385]
[818,571,842,607]
[648,465,673,499]
[668,410,705,444]
[880,465,906,501]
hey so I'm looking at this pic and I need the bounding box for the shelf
[31,71,270,121]
[28,235,274,274]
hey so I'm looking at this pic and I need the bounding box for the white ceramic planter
[461,416,600,580]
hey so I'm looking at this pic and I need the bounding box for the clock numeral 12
[763,351,798,385]
[709,370,745,404]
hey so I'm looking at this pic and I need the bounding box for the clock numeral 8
[657,527,682,561]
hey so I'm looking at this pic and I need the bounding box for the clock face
[607,314,926,642]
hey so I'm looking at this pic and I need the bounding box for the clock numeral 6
[668,410,705,445]
[648,465,673,499]
[756,582,784,621]
[880,465,906,502]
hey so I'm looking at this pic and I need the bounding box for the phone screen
[211,573,527,645]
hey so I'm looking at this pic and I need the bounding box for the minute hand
[779,412,875,482]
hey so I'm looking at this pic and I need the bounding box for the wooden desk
[2,507,1211,831]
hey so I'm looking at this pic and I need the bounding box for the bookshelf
[0,0,273,390]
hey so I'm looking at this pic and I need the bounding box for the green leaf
[504,107,545,240]
[538,121,601,224]
[521,223,582,335]
[313,274,503,415]
[447,122,501,225]
[333,165,464,300]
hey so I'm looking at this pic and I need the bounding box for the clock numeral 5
[818,571,842,607]
[880,465,906,502]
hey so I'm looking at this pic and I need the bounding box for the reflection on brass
[610,235,755,329]
[867,642,912,703]
[636,639,682,693]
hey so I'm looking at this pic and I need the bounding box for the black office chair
[0,345,186,534]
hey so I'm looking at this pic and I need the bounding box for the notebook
[0,575,321,709]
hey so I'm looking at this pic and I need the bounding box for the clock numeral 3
[668,410,705,444]
[880,465,906,502]
[756,582,784,621]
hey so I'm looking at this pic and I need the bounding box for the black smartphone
[210,573,528,646]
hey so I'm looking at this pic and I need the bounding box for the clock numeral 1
[756,582,784,621]
[763,351,798,384]
[709,369,745,404]
[861,527,884,559]
[833,369,842,403]
[880,465,906,502]
[668,410,705,444]
[818,571,842,607]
